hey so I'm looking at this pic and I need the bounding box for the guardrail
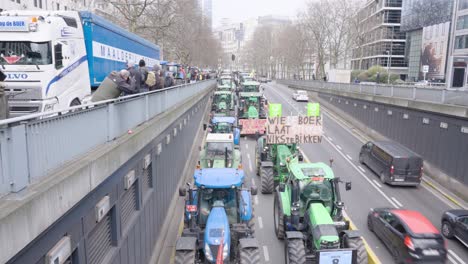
[278,80,468,107]
[0,80,215,194]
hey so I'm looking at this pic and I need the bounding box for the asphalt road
[246,81,468,264]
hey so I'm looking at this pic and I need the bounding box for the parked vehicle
[292,90,309,102]
[441,209,468,248]
[359,140,423,186]
[0,10,160,117]
[368,208,447,263]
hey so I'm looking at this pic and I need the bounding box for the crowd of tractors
[174,71,368,264]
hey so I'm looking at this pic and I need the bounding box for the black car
[368,208,447,263]
[359,140,423,186]
[441,209,468,248]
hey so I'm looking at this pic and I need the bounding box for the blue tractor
[175,168,260,264]
[204,117,241,145]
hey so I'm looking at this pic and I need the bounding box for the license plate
[394,178,405,182]
[186,205,197,212]
[422,249,439,256]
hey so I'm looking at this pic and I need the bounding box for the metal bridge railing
[277,80,468,107]
[0,80,215,194]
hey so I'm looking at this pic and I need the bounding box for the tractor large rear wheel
[343,235,368,264]
[174,249,196,264]
[239,247,261,264]
[248,207,255,236]
[285,238,306,264]
[274,194,285,239]
[261,167,274,194]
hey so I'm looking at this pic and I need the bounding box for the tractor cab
[176,168,259,264]
[217,77,235,91]
[238,92,266,119]
[212,91,235,116]
[241,81,261,93]
[199,133,242,168]
[208,117,240,145]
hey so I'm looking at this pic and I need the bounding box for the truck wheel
[285,238,306,264]
[174,249,196,264]
[239,247,260,264]
[274,194,285,239]
[343,235,368,264]
[380,172,386,184]
[261,167,274,194]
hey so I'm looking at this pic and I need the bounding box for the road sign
[269,103,282,117]
[423,65,429,73]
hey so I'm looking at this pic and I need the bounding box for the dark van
[359,140,423,186]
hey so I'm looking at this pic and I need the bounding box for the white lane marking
[245,144,248,149]
[251,178,255,186]
[263,246,270,262]
[247,153,251,160]
[271,86,399,208]
[336,145,342,150]
[372,180,382,188]
[254,196,259,205]
[448,255,457,264]
[328,136,333,141]
[358,166,366,173]
[346,154,353,160]
[258,216,264,229]
[421,184,457,209]
[449,250,466,264]
[249,159,253,173]
[391,197,403,208]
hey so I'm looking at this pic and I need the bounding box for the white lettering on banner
[92,41,159,66]
[0,17,29,32]
[265,116,323,144]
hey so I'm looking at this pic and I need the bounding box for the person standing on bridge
[138,59,149,92]
[127,61,142,92]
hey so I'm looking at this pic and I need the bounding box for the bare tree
[103,0,155,32]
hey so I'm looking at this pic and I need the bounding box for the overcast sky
[212,0,308,27]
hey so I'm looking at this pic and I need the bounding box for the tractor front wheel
[174,249,196,264]
[285,238,306,264]
[239,247,260,264]
[274,194,285,239]
[343,235,368,264]
[248,207,256,236]
[260,167,274,194]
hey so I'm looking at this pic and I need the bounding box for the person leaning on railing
[0,69,9,120]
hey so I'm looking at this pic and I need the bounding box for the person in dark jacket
[127,61,142,92]
[164,71,175,88]
[91,70,136,102]
[138,59,149,92]
[149,65,164,91]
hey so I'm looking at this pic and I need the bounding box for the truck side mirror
[345,182,352,191]
[251,186,258,196]
[298,155,304,162]
[179,187,187,196]
[203,124,207,131]
[279,183,285,192]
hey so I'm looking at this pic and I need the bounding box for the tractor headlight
[228,161,232,167]
[223,243,229,259]
[205,243,213,261]
[280,162,285,167]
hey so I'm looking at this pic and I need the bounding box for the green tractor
[199,133,242,169]
[212,91,236,116]
[237,92,268,135]
[255,136,303,194]
[240,81,261,93]
[217,77,236,91]
[275,158,368,264]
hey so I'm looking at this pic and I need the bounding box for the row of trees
[243,0,364,80]
[100,0,222,67]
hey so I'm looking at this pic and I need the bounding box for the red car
[368,208,447,263]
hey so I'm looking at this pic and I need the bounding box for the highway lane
[263,82,468,264]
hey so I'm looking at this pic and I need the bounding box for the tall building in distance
[351,0,408,80]
[198,0,213,29]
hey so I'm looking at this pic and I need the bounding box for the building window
[455,35,468,49]
[457,15,468,30]
[459,0,468,10]
[57,3,60,10]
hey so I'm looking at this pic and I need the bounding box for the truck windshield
[0,41,52,65]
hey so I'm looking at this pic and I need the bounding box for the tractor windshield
[219,79,231,86]
[299,178,333,205]
[243,85,259,92]
[206,142,233,158]
[240,97,259,109]
[213,123,232,133]
[199,188,238,225]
